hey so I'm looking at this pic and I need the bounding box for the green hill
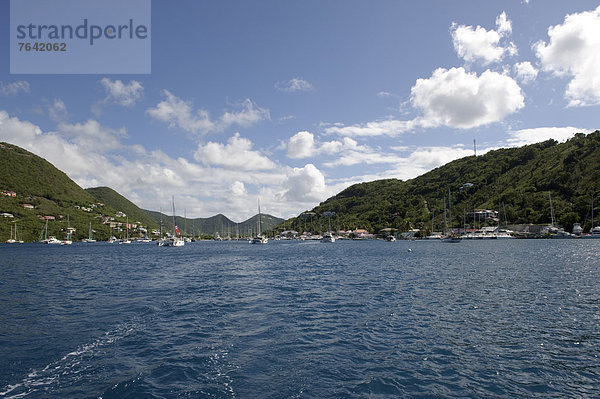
[277,131,600,235]
[0,143,156,242]
[0,141,283,242]
[144,210,284,238]
[0,142,122,241]
[85,186,157,229]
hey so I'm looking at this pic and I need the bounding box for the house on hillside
[22,204,34,209]
[2,191,16,197]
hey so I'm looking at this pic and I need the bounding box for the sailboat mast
[443,197,447,236]
[258,199,262,235]
[549,192,555,226]
[592,194,595,229]
[172,196,176,236]
[159,207,163,238]
[448,188,452,234]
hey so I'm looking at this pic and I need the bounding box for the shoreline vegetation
[2,130,600,243]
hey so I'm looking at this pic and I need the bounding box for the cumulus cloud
[282,164,327,202]
[535,6,600,106]
[146,91,269,134]
[513,61,538,84]
[0,111,120,187]
[194,133,276,170]
[451,11,517,65]
[230,181,248,197]
[275,77,314,92]
[146,90,216,134]
[287,131,377,160]
[324,67,524,138]
[506,127,592,146]
[100,78,144,107]
[0,110,322,221]
[287,131,316,158]
[57,120,127,152]
[0,81,30,96]
[411,67,524,129]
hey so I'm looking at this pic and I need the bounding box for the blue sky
[1,0,599,220]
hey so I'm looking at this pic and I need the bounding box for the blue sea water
[1,239,599,398]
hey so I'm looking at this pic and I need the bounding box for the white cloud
[194,133,276,170]
[535,6,600,106]
[411,67,524,129]
[146,91,268,134]
[0,110,344,222]
[0,111,119,187]
[275,78,314,92]
[325,67,524,138]
[513,61,538,84]
[324,119,416,137]
[230,181,248,197]
[287,131,374,160]
[506,127,592,146]
[403,146,475,170]
[495,12,512,36]
[220,99,270,129]
[146,90,216,134]
[287,131,316,158]
[377,91,395,98]
[100,78,144,107]
[324,145,483,189]
[281,164,327,202]
[48,99,68,122]
[56,120,127,152]
[0,81,30,96]
[451,11,517,65]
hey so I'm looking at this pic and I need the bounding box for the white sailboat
[82,222,96,242]
[6,223,17,243]
[162,196,185,247]
[41,219,62,244]
[251,199,268,244]
[119,217,132,244]
[543,192,574,238]
[582,194,600,239]
[61,215,73,245]
[321,211,336,243]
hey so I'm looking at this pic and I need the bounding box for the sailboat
[543,192,574,238]
[119,217,132,244]
[6,223,17,243]
[41,219,62,244]
[441,190,461,242]
[162,196,185,247]
[251,199,268,244]
[61,215,73,245]
[321,212,336,243]
[82,222,96,242]
[582,193,600,239]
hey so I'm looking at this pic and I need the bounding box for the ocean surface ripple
[1,239,599,398]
